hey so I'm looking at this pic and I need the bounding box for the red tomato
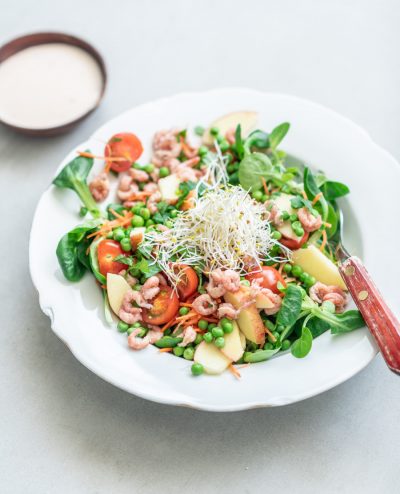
[245,266,286,294]
[280,232,309,250]
[174,265,199,300]
[142,286,180,325]
[105,132,143,173]
[97,240,127,277]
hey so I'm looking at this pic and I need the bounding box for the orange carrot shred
[312,192,323,205]
[261,177,269,196]
[159,347,173,353]
[228,364,241,379]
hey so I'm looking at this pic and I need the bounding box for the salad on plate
[54,111,364,377]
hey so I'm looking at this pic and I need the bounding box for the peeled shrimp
[117,174,139,201]
[147,329,163,344]
[217,303,240,320]
[141,276,161,300]
[192,294,217,316]
[309,282,347,313]
[265,200,283,226]
[147,191,162,213]
[129,168,149,183]
[128,328,150,350]
[206,269,241,299]
[152,129,182,166]
[249,279,282,315]
[155,273,167,286]
[89,172,110,202]
[178,326,197,347]
[297,207,322,233]
[118,270,138,288]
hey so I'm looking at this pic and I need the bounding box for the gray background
[1,1,399,493]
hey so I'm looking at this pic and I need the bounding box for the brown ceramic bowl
[0,32,107,136]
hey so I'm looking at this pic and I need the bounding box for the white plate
[29,88,400,411]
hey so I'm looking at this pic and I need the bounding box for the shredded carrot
[159,347,173,353]
[283,277,296,283]
[302,190,308,200]
[237,363,250,369]
[161,318,177,332]
[278,263,284,275]
[86,210,133,240]
[100,284,106,290]
[319,229,328,252]
[323,221,332,228]
[179,302,193,308]
[77,151,127,162]
[228,364,241,379]
[271,263,279,269]
[312,192,322,205]
[261,177,269,196]
[264,326,276,342]
[202,316,219,323]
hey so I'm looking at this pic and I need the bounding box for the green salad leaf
[268,122,290,150]
[53,153,104,218]
[291,326,313,358]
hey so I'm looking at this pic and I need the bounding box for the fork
[330,209,400,375]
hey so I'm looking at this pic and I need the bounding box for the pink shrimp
[147,329,163,344]
[265,200,283,226]
[155,273,167,286]
[89,172,110,202]
[147,191,162,213]
[309,282,347,313]
[141,276,161,300]
[297,207,322,232]
[152,129,182,166]
[249,279,282,315]
[117,174,139,201]
[129,168,149,183]
[128,328,150,350]
[178,326,197,347]
[222,269,241,292]
[117,270,138,288]
[143,182,159,194]
[217,303,240,320]
[192,294,217,316]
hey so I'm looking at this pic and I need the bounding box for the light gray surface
[1,1,399,493]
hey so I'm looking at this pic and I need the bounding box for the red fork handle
[339,256,400,375]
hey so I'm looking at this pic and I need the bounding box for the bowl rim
[0,31,107,136]
[29,87,398,411]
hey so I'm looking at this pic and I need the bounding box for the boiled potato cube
[194,341,232,375]
[203,111,258,146]
[106,273,131,315]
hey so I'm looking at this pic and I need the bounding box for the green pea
[292,220,302,229]
[132,322,142,328]
[272,331,280,340]
[211,327,224,338]
[144,163,154,173]
[216,134,224,144]
[261,194,268,202]
[281,211,290,220]
[292,265,303,278]
[146,219,155,227]
[117,321,129,333]
[191,363,204,376]
[210,127,219,136]
[221,319,233,334]
[113,227,125,241]
[173,346,184,357]
[283,263,292,273]
[276,324,285,333]
[155,336,183,348]
[198,319,208,330]
[183,347,195,360]
[271,230,282,240]
[227,164,236,174]
[194,126,205,137]
[306,275,316,287]
[79,206,88,217]
[131,202,145,215]
[219,140,230,152]
[179,307,190,316]
[120,238,132,252]
[299,272,309,283]
[131,215,145,228]
[208,323,217,330]
[106,231,114,239]
[263,342,274,350]
[252,190,263,201]
[281,339,291,351]
[268,332,277,343]
[165,220,174,229]
[264,319,275,331]
[159,167,170,178]
[203,332,213,343]
[169,209,179,218]
[289,214,298,222]
[214,337,225,348]
[139,208,151,220]
[294,227,305,237]
[132,162,143,170]
[194,334,203,345]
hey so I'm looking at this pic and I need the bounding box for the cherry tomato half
[174,265,199,300]
[280,232,309,250]
[97,239,127,277]
[142,286,180,325]
[245,266,286,295]
[105,132,143,173]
